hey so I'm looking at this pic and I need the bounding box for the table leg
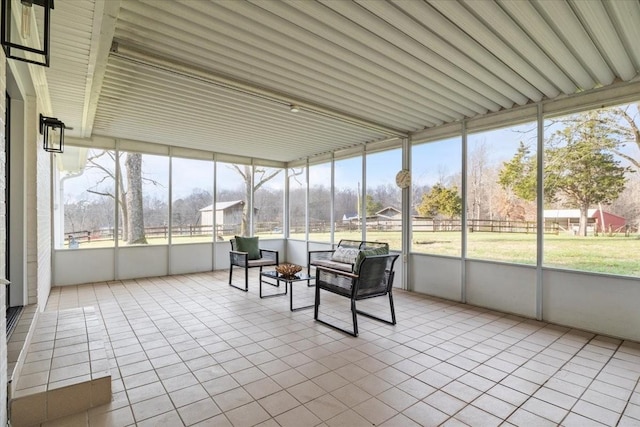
[260,276,287,299]
[290,280,314,311]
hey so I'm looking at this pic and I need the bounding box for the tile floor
[11,307,112,425]
[35,270,640,426]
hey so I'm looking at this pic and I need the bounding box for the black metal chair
[229,239,279,291]
[314,253,398,337]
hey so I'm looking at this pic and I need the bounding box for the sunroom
[2,0,640,425]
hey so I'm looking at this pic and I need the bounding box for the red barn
[544,209,626,234]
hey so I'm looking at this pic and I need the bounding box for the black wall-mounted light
[39,113,64,153]
[1,0,54,67]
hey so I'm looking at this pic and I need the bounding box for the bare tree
[231,165,282,236]
[85,150,161,244]
[468,140,490,220]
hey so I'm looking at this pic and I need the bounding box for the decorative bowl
[275,264,302,277]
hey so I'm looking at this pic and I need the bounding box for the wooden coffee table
[259,271,314,311]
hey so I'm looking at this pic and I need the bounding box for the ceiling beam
[81,0,122,138]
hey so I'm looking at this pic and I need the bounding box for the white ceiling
[44,0,640,163]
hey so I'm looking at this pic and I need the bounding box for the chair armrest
[259,249,279,263]
[230,250,248,266]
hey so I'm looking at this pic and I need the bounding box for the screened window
[216,162,249,238]
[466,122,537,264]
[334,156,363,241]
[543,103,639,276]
[117,152,169,246]
[171,157,213,243]
[411,138,462,256]
[366,149,402,251]
[55,148,116,249]
[288,166,307,239]
[254,166,284,238]
[308,162,331,242]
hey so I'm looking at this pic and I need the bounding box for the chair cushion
[313,259,354,272]
[234,236,261,260]
[331,246,359,264]
[247,258,277,267]
[354,246,389,274]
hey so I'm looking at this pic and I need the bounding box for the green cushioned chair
[229,237,279,292]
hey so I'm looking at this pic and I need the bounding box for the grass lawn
[68,231,640,277]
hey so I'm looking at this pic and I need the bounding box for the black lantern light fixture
[1,0,53,67]
[39,114,65,153]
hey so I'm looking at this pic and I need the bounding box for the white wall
[466,260,536,318]
[410,254,462,300]
[118,246,169,280]
[286,239,308,267]
[54,248,115,286]
[25,96,38,305]
[170,243,213,275]
[543,269,640,342]
[36,121,51,309]
[409,253,640,341]
[0,51,8,426]
[53,238,288,285]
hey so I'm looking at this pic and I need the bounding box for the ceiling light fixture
[290,105,300,113]
[1,0,54,67]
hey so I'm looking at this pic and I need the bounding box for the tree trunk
[118,154,129,240]
[125,153,147,244]
[578,205,589,237]
[241,166,251,236]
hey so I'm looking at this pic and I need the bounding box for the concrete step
[9,307,112,426]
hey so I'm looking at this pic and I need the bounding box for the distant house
[376,206,401,219]
[341,206,402,231]
[199,201,246,231]
[544,209,626,233]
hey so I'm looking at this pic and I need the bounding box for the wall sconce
[1,0,53,67]
[39,113,65,153]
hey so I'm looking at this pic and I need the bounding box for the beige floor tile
[131,394,174,422]
[89,406,135,427]
[275,405,322,427]
[137,409,184,427]
[177,397,222,426]
[352,396,397,425]
[126,381,166,404]
[212,386,255,412]
[170,384,210,408]
[16,273,636,427]
[379,412,422,427]
[305,393,348,421]
[325,408,371,427]
[258,390,300,417]
[224,401,271,427]
[402,401,450,426]
[244,377,282,400]
[377,387,419,411]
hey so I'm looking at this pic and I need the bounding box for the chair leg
[313,287,358,337]
[314,284,320,320]
[356,293,396,326]
[389,292,396,325]
[351,299,358,337]
[229,265,249,292]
